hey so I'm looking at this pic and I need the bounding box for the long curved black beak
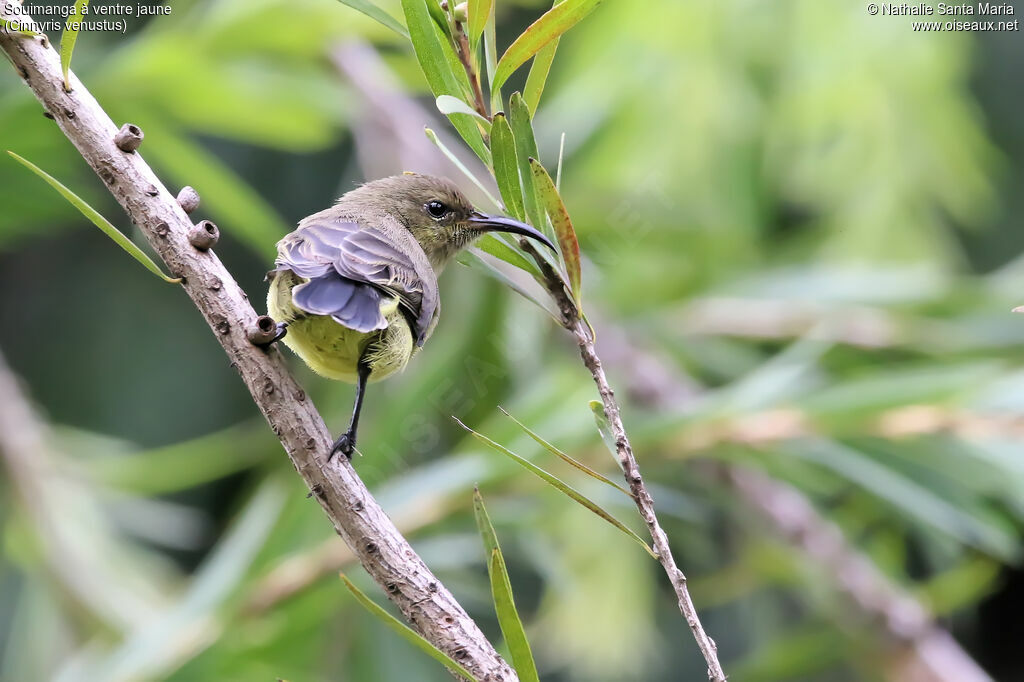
[468,211,556,250]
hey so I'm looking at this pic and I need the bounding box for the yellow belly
[267,273,414,384]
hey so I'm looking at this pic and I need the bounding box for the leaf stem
[453,19,490,120]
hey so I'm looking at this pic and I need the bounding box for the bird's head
[344,173,554,270]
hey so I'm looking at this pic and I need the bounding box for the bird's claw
[271,321,288,344]
[329,432,356,460]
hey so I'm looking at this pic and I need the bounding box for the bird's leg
[330,355,372,460]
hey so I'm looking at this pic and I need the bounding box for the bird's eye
[425,200,448,220]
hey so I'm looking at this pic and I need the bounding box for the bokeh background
[1,0,1023,680]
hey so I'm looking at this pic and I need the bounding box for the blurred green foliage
[1,0,1023,681]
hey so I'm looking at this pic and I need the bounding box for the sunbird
[266,174,554,459]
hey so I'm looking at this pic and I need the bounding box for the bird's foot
[329,431,356,460]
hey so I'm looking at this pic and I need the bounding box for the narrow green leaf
[473,490,540,682]
[484,11,501,112]
[402,0,490,164]
[99,482,285,681]
[427,0,450,34]
[336,0,410,38]
[436,95,491,129]
[60,0,89,91]
[467,0,494,48]
[523,38,558,116]
[492,0,601,92]
[6,151,180,284]
[556,131,566,191]
[497,407,632,497]
[792,440,1019,560]
[589,400,618,458]
[530,157,581,304]
[477,234,542,278]
[508,93,546,237]
[581,310,596,339]
[473,487,501,557]
[340,574,478,682]
[455,418,656,558]
[0,17,38,36]
[423,126,498,208]
[460,249,561,320]
[489,550,537,681]
[490,113,524,221]
[86,424,269,495]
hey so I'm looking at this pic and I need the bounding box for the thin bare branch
[599,315,993,682]
[519,242,727,682]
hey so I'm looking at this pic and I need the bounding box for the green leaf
[455,418,655,558]
[477,234,542,278]
[473,490,540,682]
[473,487,501,557]
[336,0,410,38]
[399,0,463,94]
[0,17,38,36]
[97,482,285,681]
[498,407,632,497]
[459,249,560,319]
[556,131,566,190]
[791,440,1020,560]
[402,0,490,164]
[85,424,270,495]
[589,400,618,459]
[426,0,450,34]
[507,93,546,236]
[918,556,1001,615]
[6,151,180,284]
[523,38,558,116]
[60,0,89,91]
[423,126,498,208]
[490,113,525,222]
[436,95,491,129]
[530,157,582,305]
[484,11,501,112]
[340,574,478,681]
[467,0,494,48]
[492,0,602,92]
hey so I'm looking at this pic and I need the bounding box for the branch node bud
[114,123,144,152]
[188,220,219,250]
[177,186,200,214]
[248,315,278,346]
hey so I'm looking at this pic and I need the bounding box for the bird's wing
[274,218,439,345]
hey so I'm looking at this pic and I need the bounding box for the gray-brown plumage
[266,174,554,458]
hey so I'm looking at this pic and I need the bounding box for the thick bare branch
[0,8,513,680]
